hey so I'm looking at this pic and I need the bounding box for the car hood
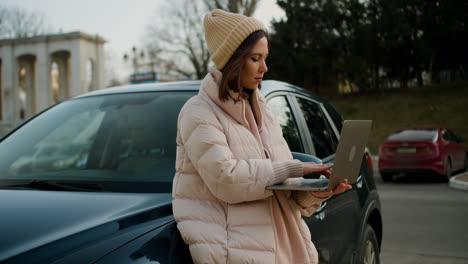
[0,190,173,262]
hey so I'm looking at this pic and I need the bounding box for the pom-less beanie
[203,9,265,70]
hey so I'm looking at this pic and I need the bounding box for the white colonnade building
[0,31,106,136]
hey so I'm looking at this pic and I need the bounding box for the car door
[445,129,466,171]
[266,92,361,262]
[290,94,362,263]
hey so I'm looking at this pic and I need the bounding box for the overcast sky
[1,0,285,83]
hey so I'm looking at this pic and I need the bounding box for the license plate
[397,148,416,153]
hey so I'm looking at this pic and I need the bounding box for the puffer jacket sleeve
[179,99,277,204]
[293,191,330,217]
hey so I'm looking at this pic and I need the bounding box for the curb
[449,172,468,192]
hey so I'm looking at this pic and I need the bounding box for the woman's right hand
[302,162,332,178]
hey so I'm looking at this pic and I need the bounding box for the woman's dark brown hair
[219,30,269,102]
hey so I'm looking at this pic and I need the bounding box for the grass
[326,81,468,155]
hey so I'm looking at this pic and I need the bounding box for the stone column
[58,54,71,101]
[95,37,106,90]
[36,44,50,112]
[0,45,16,129]
[70,40,83,97]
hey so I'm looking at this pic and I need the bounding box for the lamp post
[123,46,145,74]
[123,46,158,84]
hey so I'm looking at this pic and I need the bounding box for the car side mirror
[459,136,466,143]
[292,152,322,164]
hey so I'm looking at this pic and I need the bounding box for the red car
[378,126,467,181]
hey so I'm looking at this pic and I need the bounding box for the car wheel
[380,171,393,182]
[359,224,380,264]
[445,159,452,181]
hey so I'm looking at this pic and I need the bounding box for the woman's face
[240,36,269,90]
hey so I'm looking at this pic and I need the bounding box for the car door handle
[356,175,363,189]
[315,201,327,221]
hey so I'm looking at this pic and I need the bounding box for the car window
[296,97,336,158]
[0,92,195,192]
[267,95,303,153]
[389,129,437,141]
[323,102,343,132]
[441,129,450,141]
[24,110,103,171]
[445,129,458,142]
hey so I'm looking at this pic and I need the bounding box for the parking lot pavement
[375,163,468,264]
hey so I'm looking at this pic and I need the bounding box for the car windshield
[0,91,195,193]
[388,129,438,141]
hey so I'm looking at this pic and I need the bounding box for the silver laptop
[266,120,372,191]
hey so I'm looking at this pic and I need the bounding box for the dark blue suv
[0,80,382,264]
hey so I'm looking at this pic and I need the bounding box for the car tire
[445,159,452,181]
[380,171,393,182]
[358,224,380,264]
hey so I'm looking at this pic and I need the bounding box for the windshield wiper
[1,180,103,192]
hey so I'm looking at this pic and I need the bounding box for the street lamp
[123,46,146,74]
[123,46,158,84]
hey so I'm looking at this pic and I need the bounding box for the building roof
[0,31,106,46]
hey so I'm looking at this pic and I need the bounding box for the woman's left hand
[310,179,352,199]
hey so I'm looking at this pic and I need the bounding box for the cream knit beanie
[204,9,265,70]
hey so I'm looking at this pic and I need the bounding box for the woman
[172,9,352,264]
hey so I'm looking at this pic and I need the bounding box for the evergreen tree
[268,0,467,94]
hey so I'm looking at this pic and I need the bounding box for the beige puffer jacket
[173,69,324,264]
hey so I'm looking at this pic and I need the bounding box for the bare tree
[105,50,125,87]
[0,7,7,37]
[204,0,259,16]
[0,5,51,39]
[144,0,209,79]
[143,0,261,80]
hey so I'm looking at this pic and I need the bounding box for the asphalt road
[375,169,468,264]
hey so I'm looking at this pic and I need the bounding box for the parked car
[0,80,382,264]
[365,147,374,178]
[378,126,468,181]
